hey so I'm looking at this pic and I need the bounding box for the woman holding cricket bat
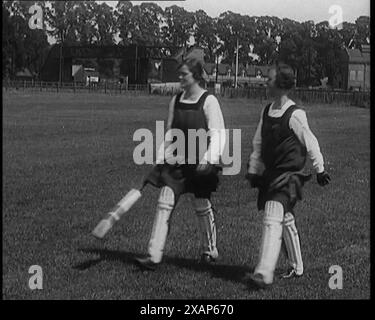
[135,57,226,270]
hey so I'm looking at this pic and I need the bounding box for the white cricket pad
[148,186,175,263]
[91,189,142,239]
[283,212,303,275]
[92,219,114,239]
[115,189,142,219]
[193,198,218,259]
[254,201,284,284]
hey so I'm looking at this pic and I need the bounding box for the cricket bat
[92,182,146,239]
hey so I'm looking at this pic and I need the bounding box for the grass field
[2,92,370,300]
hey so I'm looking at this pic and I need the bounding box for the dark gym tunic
[145,91,221,199]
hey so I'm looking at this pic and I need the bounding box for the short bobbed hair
[177,58,205,81]
[274,63,296,90]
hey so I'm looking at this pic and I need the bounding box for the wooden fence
[3,80,370,107]
[218,86,370,107]
[2,80,149,95]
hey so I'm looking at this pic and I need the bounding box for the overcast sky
[101,0,370,23]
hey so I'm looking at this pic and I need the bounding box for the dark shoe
[242,272,254,283]
[248,273,271,289]
[199,253,216,265]
[280,268,303,279]
[135,256,159,271]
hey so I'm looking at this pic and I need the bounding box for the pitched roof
[204,63,276,76]
[246,65,274,76]
[237,65,276,76]
[15,68,33,77]
[218,63,231,75]
[346,47,370,64]
[361,44,370,53]
[204,63,216,74]
[203,62,232,75]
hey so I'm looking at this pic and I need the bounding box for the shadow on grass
[165,255,253,283]
[165,255,261,291]
[73,248,139,270]
[73,248,260,291]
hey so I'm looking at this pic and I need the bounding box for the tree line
[2,1,370,86]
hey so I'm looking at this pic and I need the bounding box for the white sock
[254,201,284,284]
[283,212,304,275]
[148,186,175,263]
[193,198,218,259]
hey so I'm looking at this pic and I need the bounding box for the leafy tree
[92,2,116,45]
[314,21,344,86]
[2,0,49,78]
[216,11,251,64]
[3,2,15,77]
[116,2,164,46]
[192,10,218,62]
[340,21,358,48]
[44,1,82,44]
[295,21,319,86]
[115,1,133,46]
[3,1,370,88]
[163,5,195,48]
[252,16,283,65]
[353,16,370,48]
[73,1,97,45]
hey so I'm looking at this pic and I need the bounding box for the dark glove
[317,171,331,186]
[245,173,262,188]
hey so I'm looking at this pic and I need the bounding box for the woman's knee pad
[158,186,175,210]
[192,198,212,216]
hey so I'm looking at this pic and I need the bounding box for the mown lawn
[2,92,370,300]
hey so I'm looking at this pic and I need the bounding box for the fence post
[351,91,355,106]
